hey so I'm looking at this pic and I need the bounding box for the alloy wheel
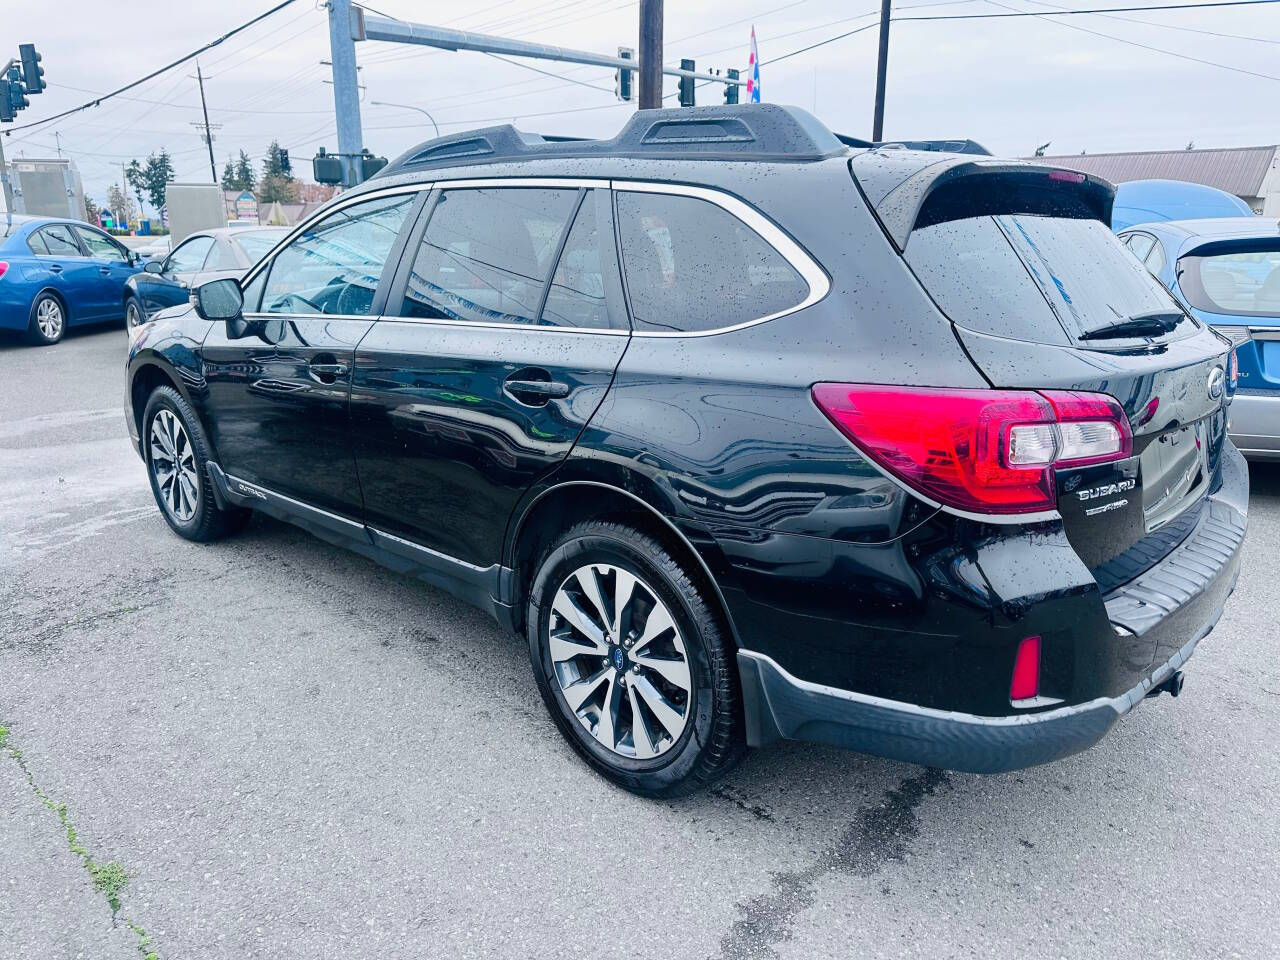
[149,409,199,523]
[548,563,692,760]
[36,298,63,340]
[126,300,142,328]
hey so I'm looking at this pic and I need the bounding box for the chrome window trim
[240,177,830,337]
[611,179,831,339]
[238,182,431,290]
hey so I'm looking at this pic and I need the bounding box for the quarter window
[262,193,415,316]
[32,224,82,257]
[167,236,214,274]
[616,191,809,333]
[1125,233,1155,262]
[400,187,579,324]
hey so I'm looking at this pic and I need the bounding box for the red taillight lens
[1010,635,1042,702]
[1228,348,1239,390]
[811,384,1132,515]
[0,261,8,280]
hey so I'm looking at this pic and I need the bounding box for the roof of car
[1123,217,1280,258]
[375,104,848,179]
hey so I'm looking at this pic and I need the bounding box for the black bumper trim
[738,609,1225,774]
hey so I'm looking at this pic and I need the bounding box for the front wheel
[142,386,250,542]
[526,520,745,797]
[125,295,144,330]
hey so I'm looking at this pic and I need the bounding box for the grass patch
[0,725,159,960]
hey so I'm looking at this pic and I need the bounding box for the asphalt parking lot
[2,324,1278,960]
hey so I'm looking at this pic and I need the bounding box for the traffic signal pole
[327,0,364,188]
[195,61,217,184]
[872,0,892,141]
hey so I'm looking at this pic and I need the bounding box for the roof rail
[376,104,847,178]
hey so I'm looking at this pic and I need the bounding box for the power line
[895,0,1280,18]
[2,0,299,135]
[481,52,616,92]
[1020,0,1280,42]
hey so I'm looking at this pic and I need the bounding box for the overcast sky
[6,0,1280,205]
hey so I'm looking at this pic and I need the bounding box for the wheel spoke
[561,666,610,713]
[631,604,675,659]
[551,592,606,649]
[574,567,611,635]
[635,652,691,692]
[610,569,638,637]
[549,630,604,664]
[633,675,687,740]
[595,674,621,750]
[627,683,656,759]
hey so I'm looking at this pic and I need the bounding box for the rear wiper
[1079,310,1186,341]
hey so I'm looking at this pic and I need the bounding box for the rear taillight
[811,384,1132,515]
[1228,347,1239,391]
[0,261,8,280]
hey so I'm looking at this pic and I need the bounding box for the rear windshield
[1179,247,1280,318]
[904,214,1187,344]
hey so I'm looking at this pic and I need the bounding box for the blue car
[1119,217,1280,460]
[1111,179,1253,232]
[0,214,143,345]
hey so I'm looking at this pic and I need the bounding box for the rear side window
[401,187,578,324]
[32,225,81,257]
[616,191,808,333]
[167,236,214,274]
[1179,247,1280,318]
[905,215,1183,344]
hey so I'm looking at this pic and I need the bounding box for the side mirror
[143,259,164,274]
[194,277,244,322]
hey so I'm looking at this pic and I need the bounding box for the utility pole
[328,0,365,187]
[54,130,62,157]
[872,0,891,141]
[194,61,217,184]
[638,0,663,110]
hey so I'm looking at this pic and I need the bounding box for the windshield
[1179,246,1280,318]
[905,214,1189,344]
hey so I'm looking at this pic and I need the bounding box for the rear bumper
[1229,390,1280,460]
[737,443,1248,774]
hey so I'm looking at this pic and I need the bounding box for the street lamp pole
[370,101,440,139]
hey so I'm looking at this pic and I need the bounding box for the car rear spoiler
[849,150,1115,251]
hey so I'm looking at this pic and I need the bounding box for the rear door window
[615,191,809,333]
[33,225,83,257]
[905,214,1186,344]
[399,187,579,324]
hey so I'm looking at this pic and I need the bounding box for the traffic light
[279,148,291,175]
[0,82,12,123]
[724,68,740,105]
[678,58,695,107]
[615,47,633,102]
[6,67,28,115]
[313,148,343,185]
[18,44,44,95]
[360,149,387,179]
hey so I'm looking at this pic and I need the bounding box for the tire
[141,386,251,542]
[125,295,145,330]
[526,520,745,797]
[28,292,66,345]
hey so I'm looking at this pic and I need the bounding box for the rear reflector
[0,261,8,280]
[1010,635,1042,702]
[811,384,1132,515]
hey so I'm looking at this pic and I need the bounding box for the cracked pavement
[2,326,1279,959]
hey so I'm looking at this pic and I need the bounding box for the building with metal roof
[1032,145,1280,215]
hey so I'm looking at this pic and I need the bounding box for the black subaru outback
[125,105,1247,797]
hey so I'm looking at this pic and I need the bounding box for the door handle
[308,360,349,384]
[503,373,570,405]
[48,264,62,273]
[100,267,111,276]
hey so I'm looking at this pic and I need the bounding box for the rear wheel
[28,292,66,345]
[142,386,250,542]
[527,520,744,797]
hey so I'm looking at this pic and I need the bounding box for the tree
[84,196,101,224]
[258,140,299,204]
[125,160,145,210]
[234,150,256,192]
[220,156,237,191]
[140,150,176,212]
[106,184,136,225]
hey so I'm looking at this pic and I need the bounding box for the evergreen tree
[234,150,257,192]
[258,140,299,204]
[221,156,237,191]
